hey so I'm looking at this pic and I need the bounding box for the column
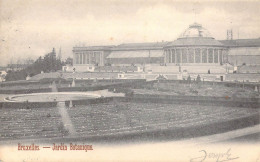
[222,49,224,63]
[170,49,172,63]
[164,50,166,64]
[166,49,168,63]
[180,48,182,64]
[83,53,85,64]
[170,49,173,63]
[86,53,88,64]
[77,53,80,64]
[75,53,78,64]
[79,53,82,64]
[207,48,209,63]
[187,48,189,63]
[101,52,104,66]
[200,48,202,63]
[172,49,175,63]
[89,52,92,64]
[167,49,171,63]
[175,49,177,64]
[99,52,101,66]
[85,52,88,64]
[193,48,195,63]
[81,53,83,64]
[213,49,215,63]
[218,49,220,64]
[168,49,170,63]
[79,53,81,64]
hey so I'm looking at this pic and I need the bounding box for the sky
[0,0,259,66]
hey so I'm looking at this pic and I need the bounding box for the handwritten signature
[190,148,239,162]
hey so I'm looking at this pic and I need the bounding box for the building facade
[71,23,260,74]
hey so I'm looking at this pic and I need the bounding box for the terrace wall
[65,97,115,106]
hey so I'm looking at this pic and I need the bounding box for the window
[176,49,181,63]
[79,53,83,64]
[208,49,213,63]
[83,54,86,64]
[195,49,201,63]
[188,48,194,63]
[171,49,175,63]
[75,53,79,64]
[219,50,223,64]
[182,49,188,63]
[214,49,218,63]
[166,50,170,63]
[202,49,207,63]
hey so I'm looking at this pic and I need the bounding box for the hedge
[0,88,52,94]
[0,101,57,109]
[125,94,260,108]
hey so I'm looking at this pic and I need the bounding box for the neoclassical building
[71,23,259,74]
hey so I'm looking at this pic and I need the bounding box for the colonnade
[74,51,104,66]
[164,48,227,64]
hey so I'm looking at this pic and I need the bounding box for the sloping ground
[67,102,260,137]
[191,124,260,144]
[0,101,259,142]
[0,107,68,141]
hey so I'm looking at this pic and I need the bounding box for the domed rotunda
[164,23,228,65]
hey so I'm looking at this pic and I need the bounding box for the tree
[65,57,73,65]
[196,75,201,83]
[187,75,191,84]
[5,48,64,81]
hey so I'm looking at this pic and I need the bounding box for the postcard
[0,0,259,161]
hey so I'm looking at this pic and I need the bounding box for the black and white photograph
[0,0,259,161]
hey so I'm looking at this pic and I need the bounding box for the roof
[73,46,115,52]
[179,23,212,39]
[166,37,224,47]
[219,38,260,47]
[107,50,164,58]
[113,42,170,50]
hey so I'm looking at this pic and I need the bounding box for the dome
[178,23,212,38]
[166,23,223,47]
